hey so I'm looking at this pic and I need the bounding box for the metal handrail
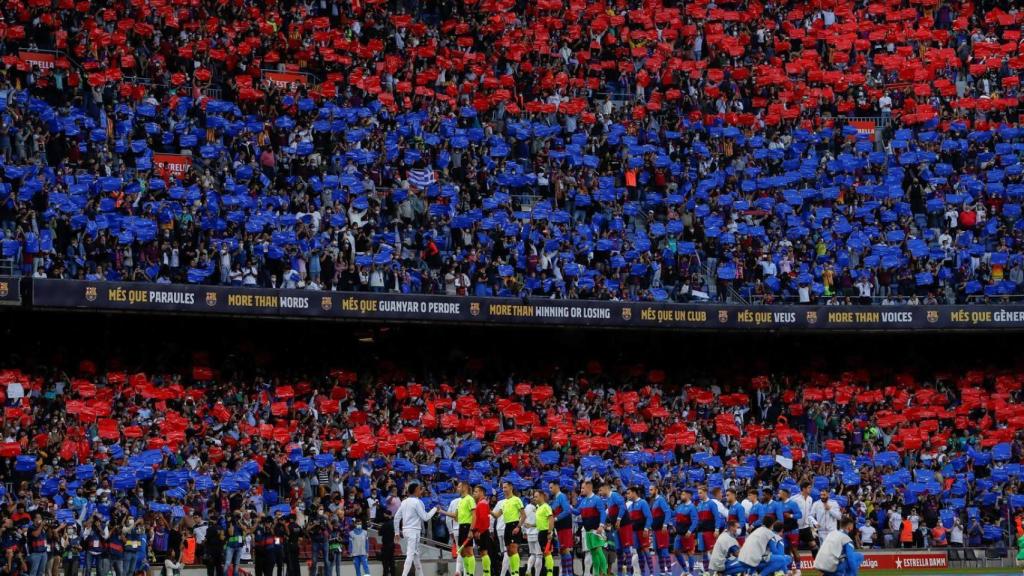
[367,521,450,555]
[0,258,17,277]
[966,294,1024,303]
[119,76,222,99]
[744,293,1024,305]
[746,294,944,305]
[592,91,635,100]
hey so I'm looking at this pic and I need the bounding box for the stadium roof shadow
[2,308,1021,388]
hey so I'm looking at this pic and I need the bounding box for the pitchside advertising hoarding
[797,551,948,571]
[26,279,1024,331]
[0,278,20,305]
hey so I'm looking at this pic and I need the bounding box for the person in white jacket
[789,482,817,554]
[523,499,541,576]
[395,483,439,576]
[163,557,184,576]
[809,491,842,546]
[813,517,862,576]
[737,522,791,576]
[708,521,743,575]
[445,496,464,576]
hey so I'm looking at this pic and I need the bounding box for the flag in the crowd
[408,167,435,189]
[776,446,794,470]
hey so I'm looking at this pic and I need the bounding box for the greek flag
[408,167,435,189]
[775,445,794,470]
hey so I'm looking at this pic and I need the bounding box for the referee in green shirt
[493,481,526,576]
[441,481,477,576]
[533,490,554,576]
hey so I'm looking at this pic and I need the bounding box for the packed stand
[0,345,1023,576]
[2,0,1024,303]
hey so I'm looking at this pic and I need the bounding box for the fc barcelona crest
[85,286,97,302]
[321,296,333,311]
[206,292,217,306]
[469,302,481,316]
[806,310,818,324]
[621,307,632,321]
[0,282,8,298]
[718,310,730,323]
[927,310,939,323]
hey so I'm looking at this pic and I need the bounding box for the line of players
[436,479,864,576]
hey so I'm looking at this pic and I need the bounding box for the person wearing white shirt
[446,498,461,540]
[790,481,818,553]
[164,557,184,576]
[487,497,507,576]
[854,277,872,298]
[708,521,742,574]
[814,517,862,576]
[908,509,922,548]
[446,497,463,576]
[938,232,953,251]
[944,207,959,229]
[885,509,902,548]
[523,499,541,576]
[798,283,811,303]
[710,488,729,525]
[950,517,964,547]
[859,522,876,548]
[810,491,842,545]
[494,498,507,556]
[737,524,790,575]
[242,262,258,286]
[394,483,438,576]
[878,92,892,117]
[741,491,756,523]
[219,247,232,283]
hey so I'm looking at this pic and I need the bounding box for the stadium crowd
[0,339,1021,576]
[0,0,1022,303]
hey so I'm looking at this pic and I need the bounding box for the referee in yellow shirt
[441,481,478,576]
[533,490,554,576]
[493,481,526,576]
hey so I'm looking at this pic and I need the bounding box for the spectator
[349,522,368,576]
[950,517,964,548]
[0,0,1021,305]
[859,521,876,549]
